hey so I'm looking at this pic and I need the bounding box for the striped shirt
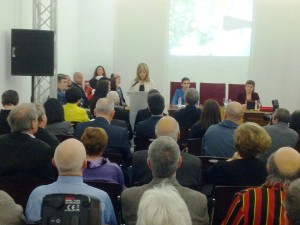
[222,185,286,225]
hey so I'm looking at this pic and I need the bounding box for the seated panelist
[171,77,190,105]
[237,80,260,107]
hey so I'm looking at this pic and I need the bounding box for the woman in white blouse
[129,63,155,92]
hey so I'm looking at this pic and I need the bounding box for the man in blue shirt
[171,77,190,105]
[25,138,117,225]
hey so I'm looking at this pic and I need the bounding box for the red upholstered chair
[199,82,226,106]
[170,82,196,104]
[228,84,245,102]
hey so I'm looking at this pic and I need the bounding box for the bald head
[73,72,83,85]
[272,147,300,177]
[225,101,243,122]
[54,138,86,175]
[155,116,179,141]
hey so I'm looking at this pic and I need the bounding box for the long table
[168,105,271,126]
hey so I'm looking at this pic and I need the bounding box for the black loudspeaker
[41,194,101,225]
[11,29,54,76]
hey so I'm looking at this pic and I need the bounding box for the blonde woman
[129,63,155,92]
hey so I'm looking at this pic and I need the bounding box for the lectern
[128,91,148,128]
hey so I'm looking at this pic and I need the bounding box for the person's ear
[51,158,56,168]
[82,160,87,169]
[177,155,182,168]
[147,158,152,170]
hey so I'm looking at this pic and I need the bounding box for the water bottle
[178,97,182,107]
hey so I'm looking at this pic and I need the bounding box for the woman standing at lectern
[129,63,155,92]
[237,80,260,106]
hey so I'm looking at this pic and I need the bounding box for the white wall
[1,0,300,112]
[0,0,32,103]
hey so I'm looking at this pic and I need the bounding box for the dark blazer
[74,117,131,166]
[114,107,133,139]
[172,105,202,128]
[237,92,260,104]
[71,82,89,108]
[134,108,150,128]
[132,150,201,190]
[35,127,60,151]
[0,132,54,178]
[135,116,164,139]
[203,158,267,186]
[0,109,11,135]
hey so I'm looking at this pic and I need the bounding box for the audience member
[222,147,300,225]
[171,77,190,105]
[0,103,54,178]
[135,93,165,139]
[237,80,260,107]
[89,79,111,116]
[257,108,298,163]
[172,88,201,128]
[203,122,270,186]
[189,99,221,138]
[72,72,89,108]
[0,90,19,135]
[107,91,133,139]
[284,178,300,225]
[132,116,202,190]
[63,87,89,122]
[89,65,107,89]
[65,75,72,88]
[25,138,116,225]
[74,98,131,185]
[129,63,155,92]
[136,183,192,225]
[122,136,209,225]
[81,127,125,189]
[0,190,26,225]
[57,74,68,105]
[110,73,128,108]
[134,89,160,128]
[44,98,74,136]
[289,110,300,152]
[34,103,60,151]
[202,101,243,157]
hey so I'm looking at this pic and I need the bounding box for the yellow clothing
[63,103,89,122]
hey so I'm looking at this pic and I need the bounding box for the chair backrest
[197,156,228,170]
[228,83,245,102]
[134,136,153,151]
[187,138,202,156]
[55,134,74,143]
[170,81,197,104]
[102,152,123,167]
[211,186,254,225]
[84,180,123,224]
[199,82,226,106]
[0,176,54,210]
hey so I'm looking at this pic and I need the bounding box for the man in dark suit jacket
[34,103,59,151]
[0,103,54,179]
[172,87,201,128]
[122,136,208,225]
[72,72,89,108]
[74,98,131,166]
[107,91,133,139]
[135,93,165,139]
[132,116,202,190]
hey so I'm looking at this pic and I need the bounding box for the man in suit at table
[172,87,201,129]
[132,116,202,190]
[0,103,54,179]
[202,101,243,158]
[122,136,209,225]
[74,98,131,166]
[135,93,165,139]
